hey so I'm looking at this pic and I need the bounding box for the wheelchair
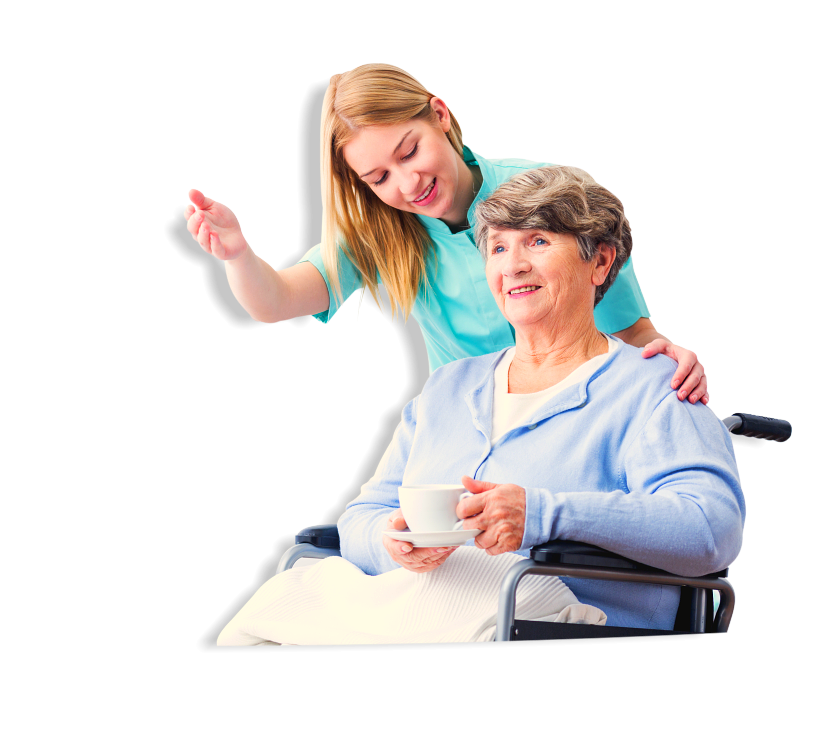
[276,413,791,641]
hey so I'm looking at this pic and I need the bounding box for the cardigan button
[528,424,537,430]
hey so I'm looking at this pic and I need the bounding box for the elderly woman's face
[484,228,605,330]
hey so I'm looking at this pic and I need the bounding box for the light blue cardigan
[338,339,745,629]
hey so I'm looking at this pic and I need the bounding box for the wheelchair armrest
[276,525,342,575]
[530,540,727,579]
[295,524,341,550]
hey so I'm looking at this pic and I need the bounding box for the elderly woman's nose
[502,245,532,276]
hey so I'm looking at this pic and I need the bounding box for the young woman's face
[343,99,470,227]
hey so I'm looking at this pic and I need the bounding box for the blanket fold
[218,547,606,645]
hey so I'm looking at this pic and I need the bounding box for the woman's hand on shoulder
[185,189,248,261]
[642,339,709,405]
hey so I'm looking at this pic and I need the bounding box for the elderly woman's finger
[384,535,413,554]
[382,511,421,566]
[383,510,408,535]
[397,546,456,573]
[383,526,459,571]
[457,492,486,520]
[473,528,497,550]
[475,531,506,556]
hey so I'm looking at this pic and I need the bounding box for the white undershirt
[490,335,618,446]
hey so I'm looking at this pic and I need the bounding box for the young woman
[185,63,708,403]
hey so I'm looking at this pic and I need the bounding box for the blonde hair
[474,166,632,306]
[320,64,464,318]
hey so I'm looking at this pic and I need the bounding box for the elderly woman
[218,167,743,643]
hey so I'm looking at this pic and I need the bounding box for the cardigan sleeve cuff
[520,486,558,550]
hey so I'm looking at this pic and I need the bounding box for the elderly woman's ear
[592,244,617,287]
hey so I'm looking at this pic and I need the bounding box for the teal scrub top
[299,147,650,373]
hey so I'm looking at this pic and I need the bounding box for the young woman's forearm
[612,317,665,348]
[225,251,330,323]
[224,248,282,322]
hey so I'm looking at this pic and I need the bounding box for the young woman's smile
[412,178,438,206]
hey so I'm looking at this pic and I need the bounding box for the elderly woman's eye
[533,237,549,247]
[492,244,506,254]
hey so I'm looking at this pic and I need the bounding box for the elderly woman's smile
[508,286,541,296]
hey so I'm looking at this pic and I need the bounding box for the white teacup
[398,484,473,533]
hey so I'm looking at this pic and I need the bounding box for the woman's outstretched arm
[185,189,329,322]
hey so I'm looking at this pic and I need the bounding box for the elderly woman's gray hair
[474,166,633,306]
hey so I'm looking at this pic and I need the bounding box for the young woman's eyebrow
[359,130,414,179]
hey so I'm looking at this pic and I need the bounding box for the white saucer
[382,528,480,548]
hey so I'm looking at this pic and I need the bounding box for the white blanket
[218,546,606,645]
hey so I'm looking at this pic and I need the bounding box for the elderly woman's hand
[459,477,526,555]
[382,510,458,573]
[641,339,709,405]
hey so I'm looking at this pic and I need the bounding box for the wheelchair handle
[723,413,791,442]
